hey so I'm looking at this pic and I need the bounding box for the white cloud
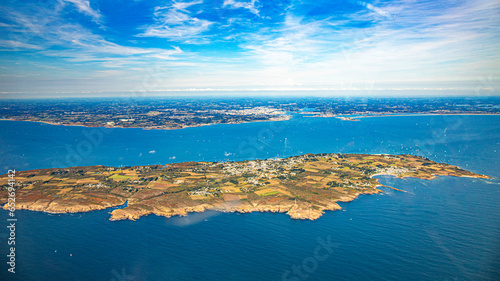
[356,1,392,19]
[171,0,203,12]
[0,4,185,69]
[137,1,212,43]
[1,0,499,93]
[61,0,102,23]
[241,15,334,68]
[223,0,260,16]
[0,40,43,50]
[236,0,500,88]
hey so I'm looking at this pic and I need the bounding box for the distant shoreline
[356,112,500,118]
[1,113,498,129]
[328,112,500,121]
[0,114,292,131]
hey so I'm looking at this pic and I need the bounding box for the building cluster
[210,106,286,116]
[220,157,302,180]
[375,166,412,175]
[84,182,109,188]
[189,187,219,196]
[217,154,343,187]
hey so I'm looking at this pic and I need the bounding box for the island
[1,153,489,221]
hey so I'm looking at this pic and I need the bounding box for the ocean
[0,114,499,280]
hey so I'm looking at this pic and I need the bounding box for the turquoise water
[0,114,499,280]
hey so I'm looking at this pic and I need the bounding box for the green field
[259,191,280,196]
[109,174,135,180]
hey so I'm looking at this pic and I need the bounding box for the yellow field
[151,182,176,189]
[255,188,276,195]
[307,162,331,169]
[190,195,208,200]
[266,179,280,185]
[306,175,324,181]
[109,174,136,181]
[274,188,292,197]
[221,185,240,193]
[223,194,240,201]
[76,178,100,184]
[28,175,53,181]
[62,179,77,183]
[255,188,284,196]
[57,188,73,195]
[304,168,319,173]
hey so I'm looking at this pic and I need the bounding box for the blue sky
[0,0,499,95]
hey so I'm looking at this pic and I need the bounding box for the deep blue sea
[0,114,499,281]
